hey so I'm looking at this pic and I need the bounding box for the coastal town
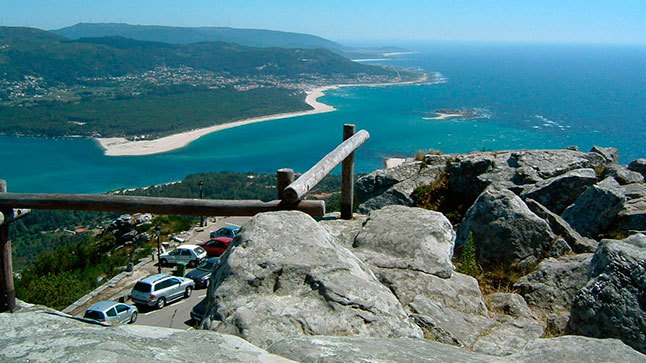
[0,64,424,108]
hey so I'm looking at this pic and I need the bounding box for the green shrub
[457,231,480,277]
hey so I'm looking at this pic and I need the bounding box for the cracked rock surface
[202,211,422,348]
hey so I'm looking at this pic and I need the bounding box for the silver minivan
[130,274,195,309]
[84,301,138,324]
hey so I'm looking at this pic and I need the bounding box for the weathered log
[341,124,355,220]
[276,168,295,200]
[0,180,16,313]
[0,194,325,217]
[283,129,370,203]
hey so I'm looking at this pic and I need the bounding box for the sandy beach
[97,75,428,157]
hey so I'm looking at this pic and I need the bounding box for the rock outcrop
[0,304,289,362]
[590,146,620,164]
[561,177,626,238]
[456,187,555,268]
[602,164,644,185]
[521,168,597,214]
[568,235,646,353]
[628,158,646,176]
[353,205,455,278]
[356,160,447,213]
[202,211,423,348]
[514,254,592,314]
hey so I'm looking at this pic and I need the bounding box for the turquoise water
[2,43,644,193]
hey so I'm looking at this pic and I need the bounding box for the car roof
[177,244,202,250]
[87,300,119,312]
[139,273,171,284]
[220,226,240,231]
[204,257,219,263]
[210,237,233,242]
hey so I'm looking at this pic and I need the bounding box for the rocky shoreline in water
[2,146,645,361]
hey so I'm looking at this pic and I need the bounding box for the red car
[198,237,232,257]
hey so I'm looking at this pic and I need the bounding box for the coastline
[96,74,429,157]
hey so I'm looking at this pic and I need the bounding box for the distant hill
[53,23,345,50]
[52,23,409,59]
[0,26,391,83]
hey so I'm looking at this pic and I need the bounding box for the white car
[159,245,207,267]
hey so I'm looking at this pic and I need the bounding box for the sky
[1,0,645,45]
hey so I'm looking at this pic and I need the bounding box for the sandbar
[97,75,428,157]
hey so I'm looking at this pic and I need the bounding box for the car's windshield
[195,246,206,255]
[84,310,104,320]
[197,260,216,271]
[133,281,151,292]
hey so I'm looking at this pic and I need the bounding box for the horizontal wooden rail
[283,129,369,203]
[0,193,325,217]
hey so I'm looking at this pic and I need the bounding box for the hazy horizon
[2,0,645,45]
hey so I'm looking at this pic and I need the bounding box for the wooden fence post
[277,168,294,200]
[341,124,356,219]
[0,180,16,313]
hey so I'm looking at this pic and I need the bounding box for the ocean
[2,43,644,193]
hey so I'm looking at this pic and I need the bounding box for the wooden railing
[0,124,369,312]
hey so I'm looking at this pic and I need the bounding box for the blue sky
[2,0,645,44]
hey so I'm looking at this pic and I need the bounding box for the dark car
[209,225,240,239]
[197,237,232,257]
[185,257,219,288]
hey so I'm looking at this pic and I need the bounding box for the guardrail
[0,124,369,313]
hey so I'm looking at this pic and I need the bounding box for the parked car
[209,225,240,239]
[185,257,219,288]
[197,237,232,257]
[130,274,195,309]
[158,244,206,267]
[190,298,208,323]
[83,301,138,324]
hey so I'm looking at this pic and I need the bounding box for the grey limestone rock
[623,182,646,199]
[373,268,488,315]
[521,168,597,214]
[628,158,646,175]
[318,213,366,248]
[602,164,644,185]
[409,295,498,348]
[561,177,626,238]
[524,198,597,253]
[267,335,645,363]
[471,318,544,356]
[268,336,493,363]
[506,335,646,362]
[202,211,423,348]
[486,293,536,321]
[568,237,646,353]
[590,145,620,164]
[353,205,455,278]
[548,237,572,257]
[0,306,290,362]
[613,197,646,233]
[513,253,592,313]
[456,187,555,268]
[356,160,447,213]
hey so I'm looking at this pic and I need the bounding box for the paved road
[134,282,208,330]
[130,216,249,330]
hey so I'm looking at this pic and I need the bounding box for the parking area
[71,216,249,330]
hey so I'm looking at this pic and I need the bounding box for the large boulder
[602,165,644,185]
[561,177,626,238]
[612,197,646,233]
[409,295,498,348]
[318,214,366,248]
[456,187,555,269]
[267,335,645,363]
[373,269,488,316]
[353,205,455,278]
[590,146,619,164]
[514,254,593,313]
[568,236,646,353]
[486,293,536,321]
[525,199,598,253]
[448,149,605,202]
[202,211,423,348]
[628,158,646,176]
[356,160,447,213]
[521,168,597,214]
[0,306,290,362]
[471,318,544,356]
